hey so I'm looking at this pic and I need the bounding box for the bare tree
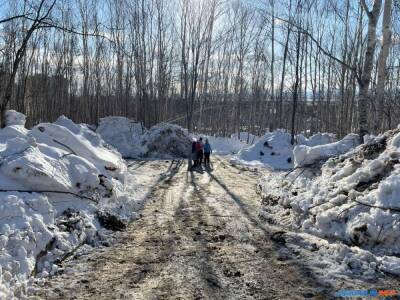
[375,0,392,132]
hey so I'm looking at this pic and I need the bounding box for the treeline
[0,0,399,137]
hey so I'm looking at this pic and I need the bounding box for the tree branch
[0,190,98,203]
[353,199,400,213]
[0,14,30,24]
[261,11,361,83]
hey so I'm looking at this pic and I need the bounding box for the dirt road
[32,157,332,299]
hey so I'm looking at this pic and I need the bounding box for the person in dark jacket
[196,137,204,165]
[203,139,212,166]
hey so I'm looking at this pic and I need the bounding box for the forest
[1,0,399,137]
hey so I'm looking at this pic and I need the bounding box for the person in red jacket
[196,137,204,165]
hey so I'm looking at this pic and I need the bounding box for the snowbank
[0,112,137,298]
[96,117,146,158]
[97,117,191,159]
[236,131,294,170]
[235,131,339,170]
[143,123,191,158]
[230,132,259,144]
[259,128,400,277]
[296,132,336,147]
[5,110,26,126]
[293,134,359,167]
[200,135,249,155]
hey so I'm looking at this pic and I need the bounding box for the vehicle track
[32,157,334,299]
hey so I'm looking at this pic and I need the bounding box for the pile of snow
[296,132,336,147]
[200,135,250,155]
[96,117,191,159]
[5,110,26,126]
[293,134,359,167]
[143,123,191,158]
[0,112,137,298]
[230,132,259,144]
[235,131,340,170]
[259,128,400,277]
[96,117,146,158]
[236,131,294,170]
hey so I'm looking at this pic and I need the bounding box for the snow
[259,128,400,278]
[296,132,336,147]
[97,117,191,159]
[235,131,294,170]
[144,123,191,158]
[230,132,259,144]
[233,130,334,170]
[293,134,359,167]
[96,117,146,158]
[0,112,140,298]
[5,110,26,127]
[379,256,400,276]
[234,131,338,170]
[200,135,250,155]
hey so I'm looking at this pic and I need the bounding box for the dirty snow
[0,112,142,298]
[143,123,191,158]
[259,127,400,279]
[97,117,191,159]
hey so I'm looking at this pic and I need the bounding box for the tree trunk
[374,0,392,132]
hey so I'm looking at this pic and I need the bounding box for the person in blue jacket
[203,139,212,166]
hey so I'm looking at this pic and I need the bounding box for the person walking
[196,137,204,165]
[203,139,212,166]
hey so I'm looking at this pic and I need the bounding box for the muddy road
[32,157,334,299]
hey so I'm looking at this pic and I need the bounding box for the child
[204,139,212,166]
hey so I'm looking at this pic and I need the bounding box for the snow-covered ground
[259,127,400,278]
[0,111,147,298]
